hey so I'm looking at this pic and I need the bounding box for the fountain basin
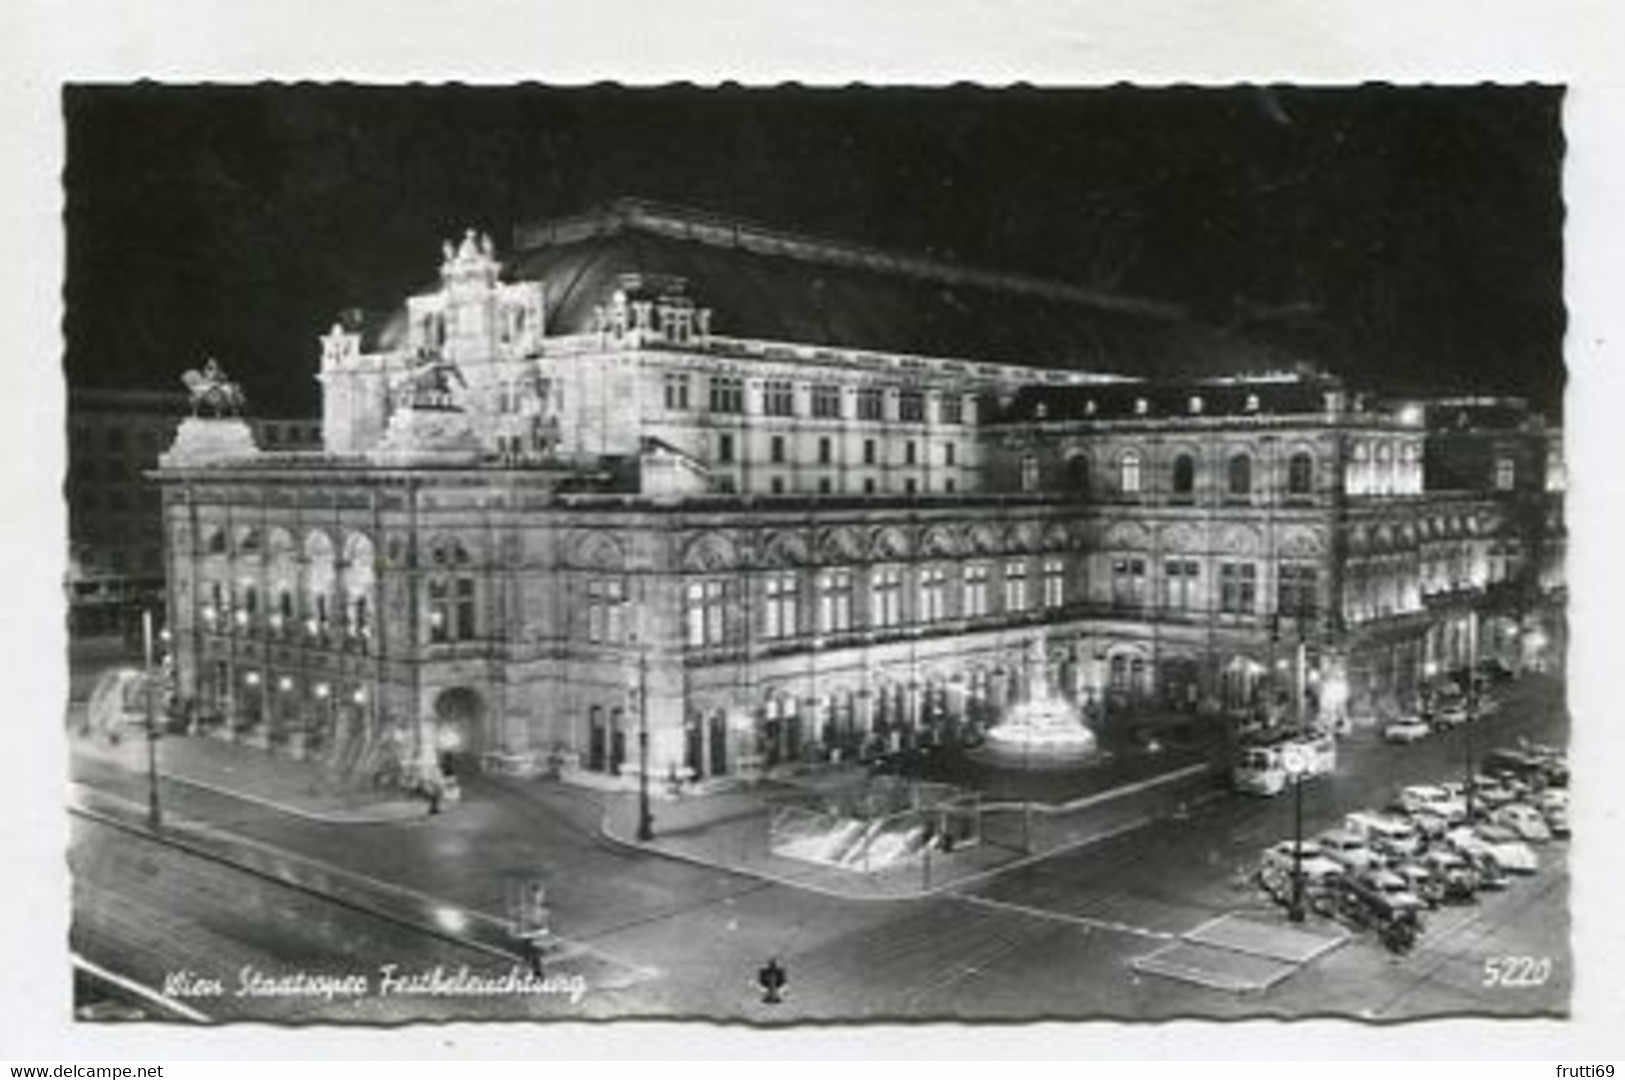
[970,698,1100,770]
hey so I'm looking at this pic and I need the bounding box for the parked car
[1362,867,1428,914]
[1494,803,1552,843]
[1317,828,1380,873]
[1399,784,1468,824]
[1450,824,1538,874]
[1483,749,1559,788]
[1418,848,1483,900]
[1344,811,1422,859]
[1449,777,1517,811]
[1328,876,1424,952]
[1261,840,1345,884]
[1390,861,1446,908]
[1383,717,1431,744]
[1384,799,1447,838]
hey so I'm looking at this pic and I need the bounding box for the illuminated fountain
[973,640,1099,769]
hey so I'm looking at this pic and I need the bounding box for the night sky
[62,85,1566,420]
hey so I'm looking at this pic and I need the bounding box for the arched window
[343,533,378,645]
[1120,450,1143,495]
[1227,453,1252,496]
[1287,451,1314,495]
[304,531,336,639]
[1171,453,1195,496]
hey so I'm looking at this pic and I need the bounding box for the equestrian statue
[181,358,248,418]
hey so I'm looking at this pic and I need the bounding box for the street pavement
[68,670,1571,1022]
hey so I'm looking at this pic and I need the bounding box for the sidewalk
[70,728,424,824]
[599,759,1223,900]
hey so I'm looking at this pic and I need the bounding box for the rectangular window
[871,567,902,629]
[811,384,843,419]
[586,578,626,643]
[686,580,728,647]
[1220,562,1258,615]
[1111,557,1147,610]
[1163,559,1200,611]
[818,437,833,465]
[863,477,877,494]
[940,395,964,425]
[770,476,785,494]
[817,477,832,495]
[764,380,795,417]
[905,441,917,466]
[455,578,477,639]
[904,478,918,495]
[1004,561,1029,612]
[717,433,735,464]
[863,439,877,466]
[898,389,925,423]
[1021,455,1039,492]
[857,387,885,421]
[1042,558,1066,609]
[770,435,786,464]
[945,443,957,467]
[1277,564,1318,618]
[818,569,853,634]
[919,566,947,623]
[429,580,450,643]
[708,375,744,414]
[963,564,990,618]
[763,573,799,640]
[663,372,691,411]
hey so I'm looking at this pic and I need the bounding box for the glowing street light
[1281,743,1311,922]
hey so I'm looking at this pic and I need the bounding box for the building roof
[995,374,1343,424]
[500,198,1295,380]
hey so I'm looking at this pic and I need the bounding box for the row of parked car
[1257,742,1569,951]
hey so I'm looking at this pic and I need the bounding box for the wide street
[69,669,1570,1023]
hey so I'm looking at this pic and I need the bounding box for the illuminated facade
[154,200,1565,792]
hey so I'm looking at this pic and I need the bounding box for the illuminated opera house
[153,199,1566,794]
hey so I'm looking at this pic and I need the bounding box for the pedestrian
[426,777,443,816]
[523,935,544,978]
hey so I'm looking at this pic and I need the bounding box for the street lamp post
[1464,617,1478,822]
[1022,728,1033,854]
[1282,744,1309,922]
[1021,652,1033,854]
[141,609,163,829]
[635,622,654,843]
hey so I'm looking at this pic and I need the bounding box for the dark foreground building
[152,200,1565,793]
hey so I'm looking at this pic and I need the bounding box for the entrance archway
[433,686,486,776]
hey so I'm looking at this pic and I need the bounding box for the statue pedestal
[160,417,261,467]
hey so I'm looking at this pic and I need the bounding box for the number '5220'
[1483,955,1553,987]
